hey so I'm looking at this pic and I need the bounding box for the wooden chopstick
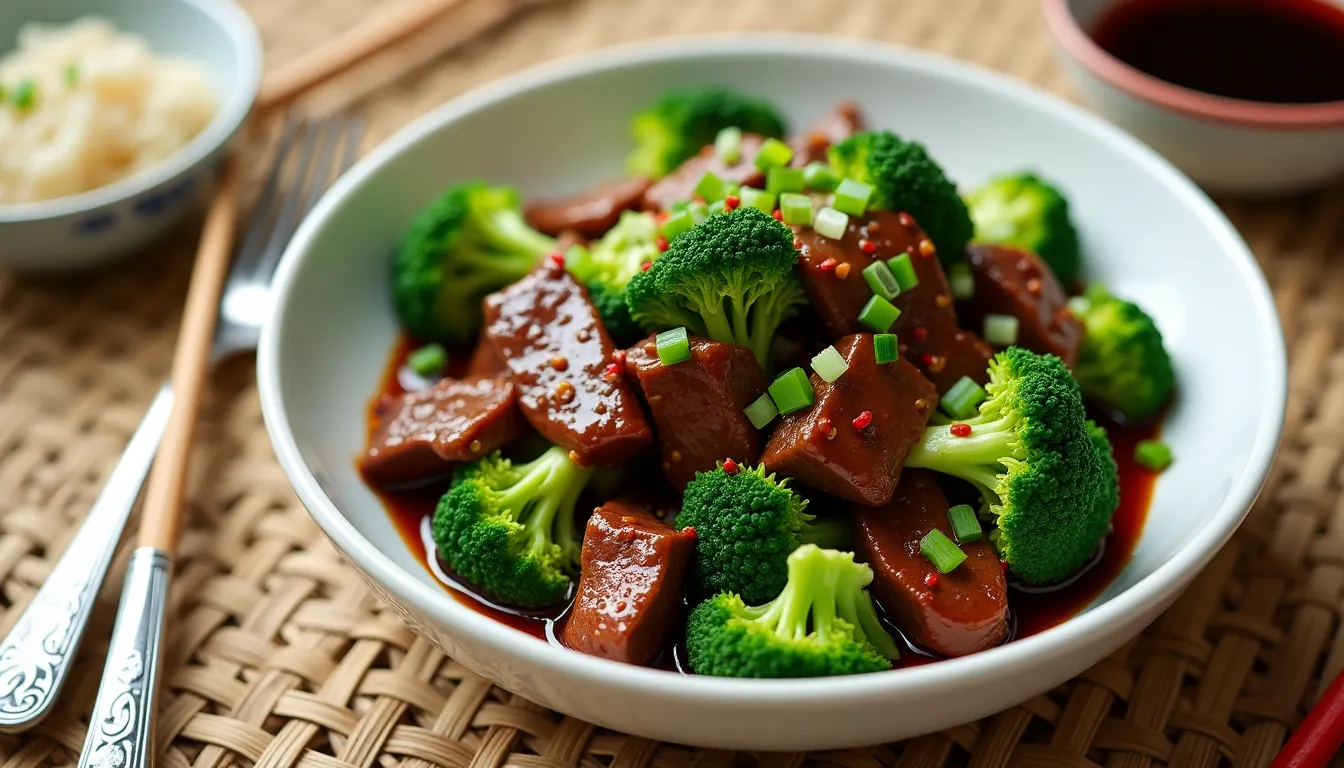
[256,0,468,112]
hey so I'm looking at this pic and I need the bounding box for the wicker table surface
[2,0,1342,766]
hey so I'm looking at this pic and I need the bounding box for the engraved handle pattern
[77,548,171,768]
[0,386,172,732]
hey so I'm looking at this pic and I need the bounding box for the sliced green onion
[768,367,815,415]
[833,178,874,216]
[714,126,743,165]
[862,261,901,301]
[983,314,1019,346]
[407,343,448,376]
[941,376,987,420]
[766,166,805,195]
[12,79,35,111]
[1135,440,1173,472]
[754,137,794,170]
[780,193,813,226]
[920,529,966,574]
[873,333,899,364]
[887,253,919,291]
[814,206,849,240]
[655,327,692,365]
[947,505,982,544]
[803,162,839,192]
[738,186,776,215]
[858,295,901,333]
[64,64,79,86]
[694,171,725,203]
[743,393,779,429]
[810,345,849,384]
[687,200,709,225]
[661,209,695,240]
[949,262,975,300]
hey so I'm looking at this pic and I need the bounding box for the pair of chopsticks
[1269,670,1344,768]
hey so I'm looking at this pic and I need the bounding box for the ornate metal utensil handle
[0,385,172,733]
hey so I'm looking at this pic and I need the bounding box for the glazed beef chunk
[361,377,525,489]
[525,178,652,240]
[561,499,695,665]
[762,333,938,506]
[855,470,1009,657]
[642,134,768,212]
[793,210,993,392]
[483,265,653,467]
[625,336,769,490]
[791,100,865,164]
[961,243,1083,367]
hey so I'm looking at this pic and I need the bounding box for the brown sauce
[1091,0,1344,104]
[366,335,1160,671]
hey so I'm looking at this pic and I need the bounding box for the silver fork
[0,113,363,735]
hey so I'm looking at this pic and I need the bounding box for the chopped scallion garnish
[983,314,1019,346]
[1135,440,1173,471]
[803,162,839,192]
[738,186,776,215]
[920,529,967,574]
[779,193,813,226]
[833,178,874,216]
[858,294,901,332]
[810,345,849,384]
[862,261,901,301]
[655,327,692,365]
[949,262,975,300]
[814,206,849,240]
[887,253,919,291]
[873,333,899,364]
[661,209,695,240]
[714,126,743,165]
[947,505,982,544]
[766,166,805,195]
[407,343,448,377]
[12,79,35,111]
[743,392,779,429]
[754,137,794,170]
[941,376,986,420]
[768,367,815,415]
[694,171,725,203]
[64,64,79,86]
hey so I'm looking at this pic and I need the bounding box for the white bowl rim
[0,0,262,222]
[259,33,1287,706]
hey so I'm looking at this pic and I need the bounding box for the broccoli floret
[905,347,1117,584]
[675,464,849,604]
[627,86,788,179]
[965,172,1082,286]
[392,182,555,345]
[685,544,898,678]
[828,130,972,264]
[1087,419,1120,543]
[431,445,593,608]
[1069,284,1176,422]
[565,211,660,346]
[625,206,806,365]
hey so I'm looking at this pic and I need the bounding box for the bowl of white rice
[0,0,260,271]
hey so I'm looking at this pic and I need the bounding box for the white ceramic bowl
[258,36,1286,750]
[1043,0,1344,197]
[0,0,261,272]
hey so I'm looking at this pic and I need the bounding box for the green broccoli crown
[392,182,556,345]
[905,347,1116,584]
[431,445,594,608]
[627,86,788,179]
[828,130,973,264]
[966,172,1082,286]
[1070,284,1176,422]
[566,211,661,345]
[625,206,806,364]
[685,545,898,678]
[1085,419,1120,544]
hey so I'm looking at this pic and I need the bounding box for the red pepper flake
[819,257,838,272]
[834,262,852,280]
[641,260,655,272]
[912,326,928,342]
[851,410,874,430]
[1026,278,1042,295]
[924,573,940,588]
[602,362,622,379]
[722,458,740,475]
[771,209,784,221]
[793,236,803,250]
[859,238,877,255]
[921,353,935,366]
[950,422,972,437]
[817,416,833,436]
[898,212,915,229]
[657,211,669,223]
[548,251,566,269]
[724,195,741,210]
[918,239,936,258]
[654,236,669,252]
[682,526,697,539]
[917,592,933,605]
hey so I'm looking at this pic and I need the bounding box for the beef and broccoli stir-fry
[360,86,1177,678]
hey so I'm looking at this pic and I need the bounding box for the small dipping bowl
[0,0,261,272]
[1043,0,1344,196]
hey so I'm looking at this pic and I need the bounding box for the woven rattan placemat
[2,0,1342,766]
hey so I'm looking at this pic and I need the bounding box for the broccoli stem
[905,421,1020,492]
[834,565,899,660]
[801,517,851,550]
[493,447,593,561]
[480,207,556,255]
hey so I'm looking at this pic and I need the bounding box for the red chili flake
[917,592,933,605]
[1026,278,1042,295]
[793,236,803,250]
[771,209,784,221]
[654,236,669,252]
[921,353,935,366]
[859,238,877,255]
[657,211,669,223]
[898,212,915,228]
[918,239,936,258]
[817,416,833,436]
[724,195,741,210]
[924,573,940,588]
[722,458,740,475]
[950,422,972,437]
[818,257,838,272]
[641,260,655,272]
[851,410,874,430]
[602,362,622,378]
[682,526,697,539]
[611,349,627,366]
[548,251,566,268]
[912,326,928,342]
[834,262,852,280]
